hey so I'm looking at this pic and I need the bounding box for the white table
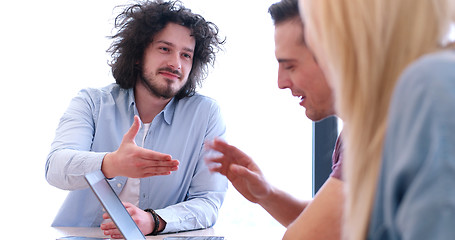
[53,227,220,239]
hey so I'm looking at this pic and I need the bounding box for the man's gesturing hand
[102,115,179,178]
[204,138,272,204]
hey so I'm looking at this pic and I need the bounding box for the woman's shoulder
[396,50,455,95]
[401,50,455,85]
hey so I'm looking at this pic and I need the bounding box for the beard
[140,67,184,99]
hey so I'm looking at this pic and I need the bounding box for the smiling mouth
[297,95,306,106]
[160,71,180,79]
[158,67,182,80]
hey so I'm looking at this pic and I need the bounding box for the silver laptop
[85,170,146,240]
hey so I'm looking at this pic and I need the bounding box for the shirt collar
[162,97,176,125]
[127,88,177,125]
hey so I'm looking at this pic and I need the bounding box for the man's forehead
[275,20,305,44]
[275,28,307,57]
[155,40,194,53]
[152,23,195,45]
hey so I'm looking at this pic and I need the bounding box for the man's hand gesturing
[102,115,179,178]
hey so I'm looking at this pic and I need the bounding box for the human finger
[210,156,240,176]
[123,115,141,144]
[122,202,134,208]
[205,140,237,163]
[102,212,110,220]
[122,202,135,214]
[141,166,179,176]
[109,233,124,239]
[135,158,180,172]
[105,229,123,239]
[100,221,122,237]
[143,157,179,166]
[145,164,179,171]
[139,149,174,162]
[207,162,226,174]
[100,221,116,231]
[210,139,251,161]
[205,138,230,153]
[204,147,226,169]
[205,154,227,165]
[205,153,228,167]
[122,202,140,218]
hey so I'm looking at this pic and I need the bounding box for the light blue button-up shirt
[45,83,228,233]
[368,50,455,240]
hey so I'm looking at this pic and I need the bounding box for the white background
[0,0,313,239]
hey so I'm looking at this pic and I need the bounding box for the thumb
[123,115,141,144]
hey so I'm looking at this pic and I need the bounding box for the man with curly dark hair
[45,1,227,238]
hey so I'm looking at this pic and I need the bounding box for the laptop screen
[85,170,146,240]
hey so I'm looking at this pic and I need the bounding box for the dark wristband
[144,208,160,235]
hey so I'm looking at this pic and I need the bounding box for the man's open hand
[102,115,179,178]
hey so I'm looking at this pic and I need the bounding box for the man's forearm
[258,185,309,227]
[155,193,225,233]
[45,149,107,190]
[283,177,344,240]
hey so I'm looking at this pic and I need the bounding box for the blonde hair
[300,0,454,239]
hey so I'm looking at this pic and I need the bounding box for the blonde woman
[299,0,455,239]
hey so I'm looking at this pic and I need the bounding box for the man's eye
[182,53,192,59]
[285,65,294,70]
[159,47,170,52]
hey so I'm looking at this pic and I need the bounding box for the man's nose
[167,53,182,70]
[277,69,291,89]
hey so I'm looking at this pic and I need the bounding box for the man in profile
[205,0,344,239]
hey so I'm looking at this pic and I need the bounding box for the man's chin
[154,85,179,99]
[306,110,328,122]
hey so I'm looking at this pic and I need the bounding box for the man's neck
[134,82,172,123]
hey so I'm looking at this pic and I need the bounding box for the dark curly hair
[107,0,225,99]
